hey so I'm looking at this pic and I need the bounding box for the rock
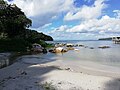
[65,68,71,70]
[56,47,64,52]
[49,49,54,53]
[98,46,110,49]
[20,71,27,75]
[67,47,74,50]
[66,43,74,47]
[74,44,79,47]
[90,47,94,49]
[84,46,88,48]
[74,49,80,51]
[49,47,68,53]
[0,53,10,68]
[42,49,47,54]
[55,47,67,53]
[31,43,47,54]
[32,43,43,52]
[79,45,84,47]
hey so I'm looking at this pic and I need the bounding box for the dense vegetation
[98,38,112,40]
[0,0,53,52]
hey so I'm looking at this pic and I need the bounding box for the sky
[6,0,120,40]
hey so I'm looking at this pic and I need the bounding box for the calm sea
[46,40,120,67]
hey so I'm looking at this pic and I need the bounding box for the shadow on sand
[104,78,120,90]
[0,53,60,90]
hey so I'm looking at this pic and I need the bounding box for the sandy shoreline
[0,55,120,90]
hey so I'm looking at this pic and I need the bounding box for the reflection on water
[46,40,120,67]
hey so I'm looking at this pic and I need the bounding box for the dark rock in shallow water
[79,45,84,47]
[74,44,79,47]
[49,49,54,53]
[90,47,94,49]
[42,49,47,54]
[98,46,110,49]
[66,43,74,47]
[84,46,88,48]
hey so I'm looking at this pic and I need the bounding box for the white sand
[0,55,120,90]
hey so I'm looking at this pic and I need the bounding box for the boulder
[74,49,80,51]
[0,53,10,68]
[55,47,63,53]
[66,43,74,47]
[98,46,110,49]
[79,45,84,47]
[49,47,68,53]
[42,49,47,54]
[74,44,79,47]
[90,47,94,49]
[67,47,74,50]
[31,43,47,53]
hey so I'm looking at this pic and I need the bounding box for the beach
[0,54,120,90]
[1,0,120,89]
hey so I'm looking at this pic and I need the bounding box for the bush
[37,40,54,48]
[37,40,47,48]
[0,39,31,52]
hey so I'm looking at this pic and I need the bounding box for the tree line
[0,0,53,52]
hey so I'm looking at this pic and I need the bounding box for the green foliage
[0,0,7,4]
[26,30,53,42]
[41,82,55,90]
[0,1,32,38]
[0,39,31,52]
[0,0,53,52]
[37,40,47,48]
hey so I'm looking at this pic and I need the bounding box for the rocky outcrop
[67,47,74,50]
[98,46,110,49]
[66,43,74,47]
[0,53,11,68]
[49,47,68,53]
[31,43,47,53]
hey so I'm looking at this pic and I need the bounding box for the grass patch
[41,82,56,90]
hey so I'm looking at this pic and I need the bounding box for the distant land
[98,37,112,40]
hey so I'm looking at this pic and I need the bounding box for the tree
[25,30,53,43]
[0,0,32,38]
[0,0,7,4]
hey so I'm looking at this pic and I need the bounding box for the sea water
[46,40,120,67]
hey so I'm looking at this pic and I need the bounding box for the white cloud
[6,0,120,40]
[64,0,107,21]
[42,23,52,28]
[8,0,74,27]
[113,10,120,19]
[49,14,120,40]
[9,0,74,17]
[66,15,120,34]
[49,25,69,33]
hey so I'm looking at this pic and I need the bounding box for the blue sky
[7,0,120,40]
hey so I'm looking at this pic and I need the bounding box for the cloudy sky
[7,0,120,40]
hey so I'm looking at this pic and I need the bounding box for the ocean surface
[45,40,120,67]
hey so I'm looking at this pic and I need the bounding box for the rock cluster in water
[48,43,111,53]
[49,43,82,53]
[98,46,110,49]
